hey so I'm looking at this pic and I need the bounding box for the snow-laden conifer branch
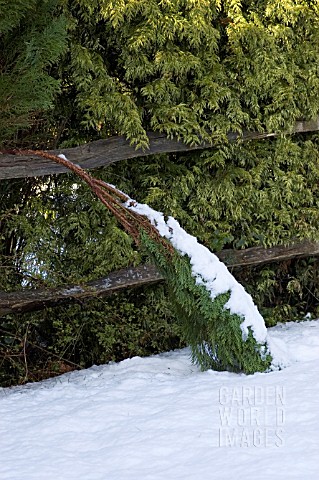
[7,149,285,373]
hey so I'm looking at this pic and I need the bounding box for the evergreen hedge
[2,0,319,384]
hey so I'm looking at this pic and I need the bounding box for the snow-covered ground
[1,320,319,480]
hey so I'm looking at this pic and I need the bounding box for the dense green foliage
[0,0,68,146]
[1,0,319,385]
[119,135,319,249]
[0,286,183,386]
[2,0,319,147]
[65,0,319,147]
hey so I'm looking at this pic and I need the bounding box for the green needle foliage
[65,0,319,147]
[0,0,68,146]
[140,231,272,374]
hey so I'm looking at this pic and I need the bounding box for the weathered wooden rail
[0,118,319,180]
[1,239,318,317]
